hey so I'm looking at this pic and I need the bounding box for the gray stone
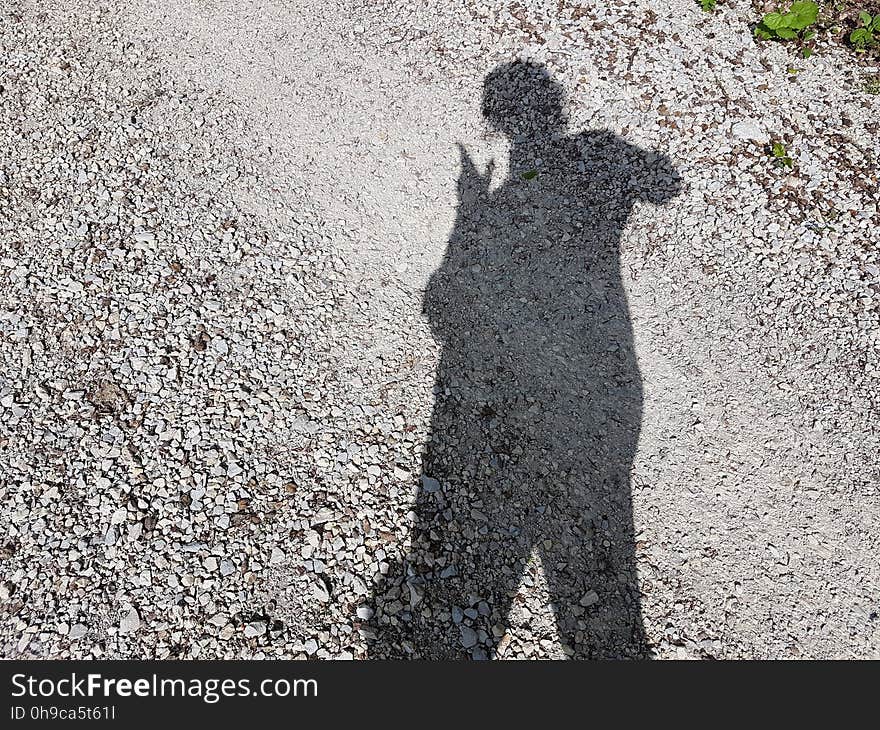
[421,475,441,493]
[459,625,478,649]
[119,607,140,634]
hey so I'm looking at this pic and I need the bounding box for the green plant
[770,141,794,169]
[699,0,717,11]
[850,11,880,49]
[863,73,880,94]
[755,1,819,41]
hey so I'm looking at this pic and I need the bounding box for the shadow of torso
[427,133,643,478]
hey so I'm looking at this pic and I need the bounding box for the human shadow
[367,61,680,659]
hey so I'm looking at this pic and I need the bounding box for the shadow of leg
[367,475,532,659]
[541,499,648,660]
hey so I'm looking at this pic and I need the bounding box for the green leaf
[755,25,772,39]
[859,11,873,27]
[772,142,786,158]
[790,1,817,13]
[790,1,819,25]
[850,28,872,47]
[521,170,538,180]
[802,46,813,57]
[871,16,880,32]
[776,27,798,39]
[802,30,817,40]
[763,12,785,30]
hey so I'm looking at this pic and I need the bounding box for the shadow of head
[482,60,568,140]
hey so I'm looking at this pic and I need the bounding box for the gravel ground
[1,0,878,659]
